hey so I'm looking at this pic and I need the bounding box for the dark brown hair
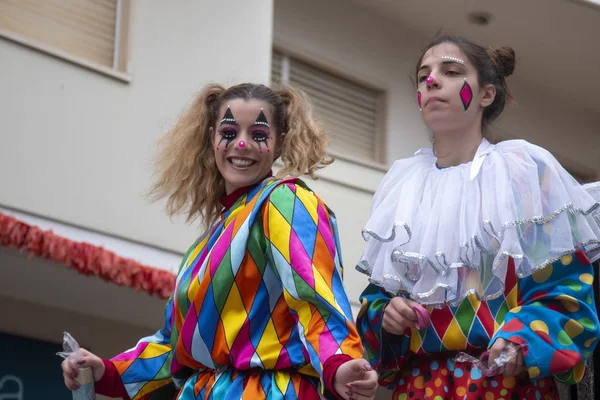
[415,35,516,127]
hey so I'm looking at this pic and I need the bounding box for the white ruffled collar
[357,139,600,306]
[414,138,495,180]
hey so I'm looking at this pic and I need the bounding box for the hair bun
[490,46,516,77]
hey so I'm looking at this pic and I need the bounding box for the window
[272,50,386,164]
[0,0,130,80]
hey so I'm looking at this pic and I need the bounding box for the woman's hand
[382,297,419,335]
[334,359,378,400]
[488,338,525,377]
[61,349,105,390]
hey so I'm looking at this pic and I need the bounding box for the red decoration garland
[0,212,176,299]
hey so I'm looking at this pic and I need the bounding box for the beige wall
[273,0,431,165]
[273,0,429,309]
[0,0,274,256]
[273,0,600,311]
[495,84,600,179]
[274,0,600,175]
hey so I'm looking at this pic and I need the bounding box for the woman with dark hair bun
[356,35,600,399]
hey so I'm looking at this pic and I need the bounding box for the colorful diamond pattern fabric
[357,249,599,397]
[111,179,363,399]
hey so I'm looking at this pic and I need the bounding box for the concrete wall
[0,0,274,255]
[273,0,600,310]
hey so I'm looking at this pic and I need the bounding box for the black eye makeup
[251,130,269,141]
[216,127,237,151]
[214,107,276,154]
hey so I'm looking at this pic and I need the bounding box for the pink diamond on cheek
[460,81,473,111]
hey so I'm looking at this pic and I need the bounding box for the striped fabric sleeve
[106,236,209,400]
[263,182,364,388]
[357,283,411,388]
[109,295,177,399]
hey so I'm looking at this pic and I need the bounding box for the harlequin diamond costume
[93,178,363,400]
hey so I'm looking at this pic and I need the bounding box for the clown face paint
[220,106,236,124]
[416,43,485,132]
[253,108,271,154]
[216,107,237,152]
[255,109,270,128]
[460,79,473,112]
[213,99,277,194]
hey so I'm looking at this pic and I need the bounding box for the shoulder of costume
[256,177,297,205]
[490,139,569,178]
[493,138,556,157]
[234,177,307,227]
[373,148,434,198]
[264,177,333,212]
[264,177,314,201]
[262,177,302,190]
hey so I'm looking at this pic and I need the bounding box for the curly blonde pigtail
[149,84,226,227]
[274,85,333,179]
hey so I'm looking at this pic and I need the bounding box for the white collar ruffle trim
[357,139,600,306]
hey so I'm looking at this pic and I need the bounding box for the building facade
[1,1,598,399]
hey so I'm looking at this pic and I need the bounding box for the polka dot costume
[394,356,557,399]
[357,250,600,399]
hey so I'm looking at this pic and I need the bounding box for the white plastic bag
[56,331,83,364]
[454,342,525,377]
[56,332,95,400]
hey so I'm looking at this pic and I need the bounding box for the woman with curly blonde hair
[61,83,378,400]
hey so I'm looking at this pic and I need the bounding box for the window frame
[0,0,132,83]
[272,46,388,170]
